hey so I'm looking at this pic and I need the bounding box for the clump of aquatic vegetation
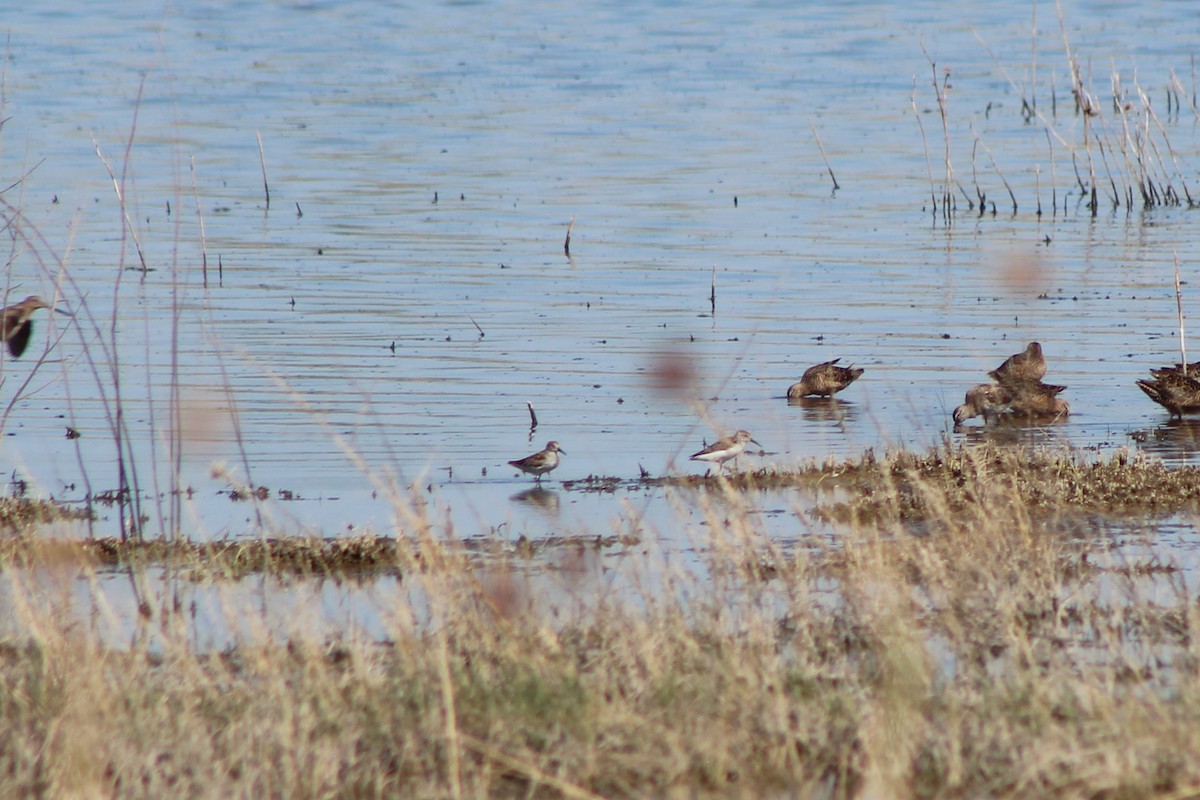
[651,439,1200,521]
[914,3,1200,221]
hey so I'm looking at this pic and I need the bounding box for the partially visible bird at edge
[1137,369,1200,417]
[0,296,66,359]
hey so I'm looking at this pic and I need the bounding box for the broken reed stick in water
[1176,251,1187,376]
[256,130,270,210]
[526,402,538,431]
[190,156,209,287]
[564,216,574,256]
[809,119,839,191]
[710,265,716,316]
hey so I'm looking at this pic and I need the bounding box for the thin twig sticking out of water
[256,130,270,210]
[1028,2,1038,119]
[971,125,1016,215]
[564,216,574,257]
[809,119,839,191]
[93,138,147,272]
[969,137,981,210]
[190,156,209,289]
[1035,165,1042,217]
[1045,129,1057,216]
[1176,70,1196,120]
[1176,252,1187,378]
[1056,2,1099,216]
[923,50,957,222]
[1139,88,1193,206]
[911,77,937,215]
[526,402,538,433]
[710,265,716,317]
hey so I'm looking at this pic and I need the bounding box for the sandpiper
[0,296,60,358]
[787,358,864,399]
[952,383,1014,425]
[1158,361,1200,376]
[1007,379,1070,418]
[1137,370,1200,417]
[988,342,1046,385]
[689,430,761,473]
[508,441,565,482]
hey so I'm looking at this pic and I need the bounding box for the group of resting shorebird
[508,341,1200,483]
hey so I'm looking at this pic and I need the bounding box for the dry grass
[0,442,1199,797]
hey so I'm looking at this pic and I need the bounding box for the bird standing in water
[508,441,566,482]
[1006,379,1070,418]
[689,430,762,474]
[952,383,1014,425]
[787,358,864,399]
[1137,370,1200,417]
[988,342,1046,385]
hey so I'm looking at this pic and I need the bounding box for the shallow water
[1,2,1200,633]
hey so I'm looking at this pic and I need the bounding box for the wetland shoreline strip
[4,442,1198,578]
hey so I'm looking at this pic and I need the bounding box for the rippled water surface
[1,0,1199,571]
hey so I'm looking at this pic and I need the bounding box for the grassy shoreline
[1,441,1200,796]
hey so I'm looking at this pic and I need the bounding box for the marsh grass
[1,442,1200,797]
[921,3,1199,220]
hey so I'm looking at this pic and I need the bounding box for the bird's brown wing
[7,321,32,358]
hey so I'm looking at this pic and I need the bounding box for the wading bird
[1007,379,1070,418]
[508,441,566,482]
[787,358,864,399]
[689,430,761,474]
[952,383,1014,425]
[1137,370,1200,417]
[988,342,1046,385]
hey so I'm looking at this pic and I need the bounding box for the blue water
[0,0,1197,556]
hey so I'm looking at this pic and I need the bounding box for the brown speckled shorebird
[689,430,761,474]
[787,358,864,399]
[1137,370,1200,417]
[988,342,1046,385]
[1007,379,1070,418]
[1158,361,1200,376]
[508,441,565,482]
[952,383,1014,425]
[0,296,55,358]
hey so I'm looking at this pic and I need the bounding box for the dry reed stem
[1176,251,1187,375]
[808,118,839,191]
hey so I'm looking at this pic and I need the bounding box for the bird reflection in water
[787,395,859,426]
[1131,417,1200,460]
[510,486,561,515]
[955,412,1071,447]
